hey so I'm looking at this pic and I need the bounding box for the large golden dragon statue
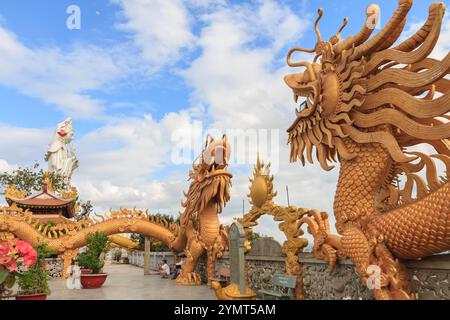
[284,0,449,299]
[0,135,232,285]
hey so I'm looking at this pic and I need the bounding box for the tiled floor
[48,263,217,300]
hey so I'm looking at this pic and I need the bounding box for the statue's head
[182,135,232,218]
[284,2,448,172]
[55,118,74,143]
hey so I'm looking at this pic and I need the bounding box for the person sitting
[171,256,185,280]
[159,259,170,279]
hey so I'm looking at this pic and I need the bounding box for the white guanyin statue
[66,262,81,290]
[44,118,79,185]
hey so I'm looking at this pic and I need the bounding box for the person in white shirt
[159,259,170,278]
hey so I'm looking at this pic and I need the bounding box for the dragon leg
[301,210,345,270]
[176,235,204,286]
[341,226,413,300]
[60,249,79,279]
[304,211,413,299]
[206,249,216,285]
[205,228,229,286]
[370,242,413,300]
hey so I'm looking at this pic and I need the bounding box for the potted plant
[80,268,93,274]
[78,231,111,289]
[16,242,51,300]
[0,240,37,300]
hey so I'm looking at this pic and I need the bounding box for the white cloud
[431,17,450,60]
[113,0,196,68]
[0,126,51,206]
[0,124,52,164]
[0,159,16,174]
[71,106,202,185]
[75,176,186,213]
[0,27,129,118]
[186,0,226,8]
[180,0,309,131]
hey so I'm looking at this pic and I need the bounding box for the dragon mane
[285,0,450,208]
[180,135,232,225]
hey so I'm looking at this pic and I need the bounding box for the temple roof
[5,182,76,218]
[10,197,73,208]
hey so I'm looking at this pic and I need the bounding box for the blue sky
[0,0,447,242]
[0,0,436,129]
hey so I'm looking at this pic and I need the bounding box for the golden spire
[248,153,277,208]
[43,171,55,193]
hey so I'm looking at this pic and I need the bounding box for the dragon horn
[315,8,324,42]
[336,17,349,41]
[286,51,317,81]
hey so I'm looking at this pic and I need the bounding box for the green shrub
[17,242,52,295]
[77,232,111,274]
[78,251,104,273]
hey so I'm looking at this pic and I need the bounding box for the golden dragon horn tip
[315,8,324,42]
[337,17,349,38]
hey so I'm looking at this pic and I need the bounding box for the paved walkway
[48,263,217,300]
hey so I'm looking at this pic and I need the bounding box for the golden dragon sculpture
[171,134,232,285]
[284,0,450,299]
[0,206,180,277]
[0,135,232,284]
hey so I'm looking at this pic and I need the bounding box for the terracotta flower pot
[80,273,108,289]
[81,268,93,274]
[16,293,47,300]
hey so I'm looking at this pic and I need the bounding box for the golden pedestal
[211,281,257,300]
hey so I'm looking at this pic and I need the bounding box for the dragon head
[181,134,232,220]
[285,1,449,171]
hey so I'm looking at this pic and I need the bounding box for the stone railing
[128,251,175,271]
[196,252,450,300]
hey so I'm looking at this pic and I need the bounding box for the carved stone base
[212,281,257,300]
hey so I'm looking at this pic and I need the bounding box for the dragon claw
[176,271,202,286]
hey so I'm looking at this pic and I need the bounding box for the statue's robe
[45,136,78,180]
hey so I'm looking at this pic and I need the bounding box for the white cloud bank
[0,27,127,118]
[113,0,197,68]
